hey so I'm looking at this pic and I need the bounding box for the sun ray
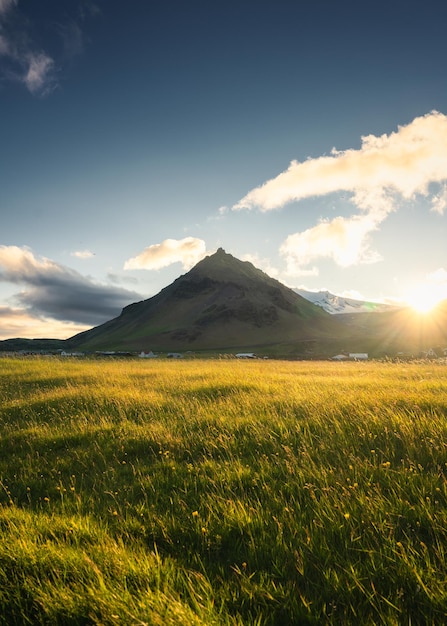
[405,283,446,314]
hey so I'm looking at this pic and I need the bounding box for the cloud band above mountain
[234,112,447,213]
[124,237,208,271]
[233,111,447,273]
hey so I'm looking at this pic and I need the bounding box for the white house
[139,351,157,358]
[349,353,368,360]
[424,348,438,359]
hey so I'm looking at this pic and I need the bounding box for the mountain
[2,249,445,358]
[0,338,67,352]
[294,289,397,314]
[68,248,344,356]
[334,299,447,357]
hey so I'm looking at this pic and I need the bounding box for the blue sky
[1,0,447,338]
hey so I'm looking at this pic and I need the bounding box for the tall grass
[0,357,447,624]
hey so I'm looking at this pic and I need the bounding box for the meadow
[0,356,446,625]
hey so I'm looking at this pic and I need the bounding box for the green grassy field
[0,356,446,625]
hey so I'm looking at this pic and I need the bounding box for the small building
[349,353,368,360]
[167,352,183,359]
[139,351,157,358]
[424,348,438,359]
[235,352,256,359]
[331,354,348,361]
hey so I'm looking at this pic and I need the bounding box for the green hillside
[69,248,343,354]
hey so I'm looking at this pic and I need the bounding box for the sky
[1,0,447,339]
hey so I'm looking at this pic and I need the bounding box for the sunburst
[405,284,445,314]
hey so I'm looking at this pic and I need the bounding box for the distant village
[329,347,447,361]
[2,346,447,361]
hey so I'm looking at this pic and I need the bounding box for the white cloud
[71,249,95,259]
[0,246,55,278]
[23,52,55,95]
[280,212,383,275]
[234,112,447,212]
[124,237,208,271]
[431,185,447,215]
[233,112,447,273]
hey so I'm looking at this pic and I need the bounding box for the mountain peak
[196,250,296,291]
[69,249,333,353]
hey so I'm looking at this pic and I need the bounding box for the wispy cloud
[56,20,84,60]
[0,0,17,15]
[234,111,447,273]
[0,246,142,327]
[0,1,56,95]
[124,237,208,271]
[0,0,99,95]
[23,52,55,95]
[71,249,95,259]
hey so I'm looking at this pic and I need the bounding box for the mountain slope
[295,289,397,314]
[335,299,447,356]
[69,249,342,354]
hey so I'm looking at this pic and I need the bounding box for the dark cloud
[15,280,141,326]
[0,246,142,325]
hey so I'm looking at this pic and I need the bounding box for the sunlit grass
[0,357,447,624]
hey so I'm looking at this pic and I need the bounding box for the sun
[405,283,444,314]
